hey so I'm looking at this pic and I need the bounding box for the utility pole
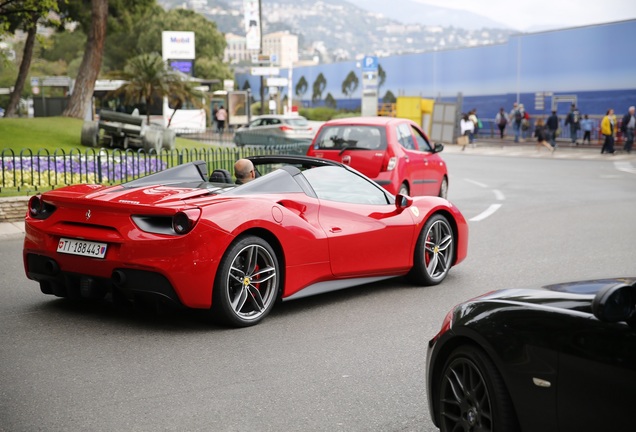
[259,0,265,115]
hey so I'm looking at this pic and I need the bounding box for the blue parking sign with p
[362,56,378,72]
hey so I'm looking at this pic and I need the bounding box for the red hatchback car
[307,117,448,198]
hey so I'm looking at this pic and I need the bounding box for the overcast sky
[414,0,636,31]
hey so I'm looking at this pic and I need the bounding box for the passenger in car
[234,159,256,184]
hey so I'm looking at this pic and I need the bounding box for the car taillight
[279,125,293,132]
[172,208,201,235]
[28,195,56,220]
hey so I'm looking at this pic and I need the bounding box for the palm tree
[108,52,204,125]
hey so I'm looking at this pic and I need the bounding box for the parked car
[307,117,448,198]
[233,114,314,146]
[426,278,636,432]
[23,155,468,327]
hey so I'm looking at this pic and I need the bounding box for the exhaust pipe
[44,259,59,276]
[112,270,127,287]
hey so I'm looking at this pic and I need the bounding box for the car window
[250,119,264,127]
[313,125,386,150]
[285,117,309,127]
[411,125,432,151]
[396,123,416,150]
[302,166,390,205]
[270,118,281,125]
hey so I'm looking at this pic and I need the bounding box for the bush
[299,107,339,121]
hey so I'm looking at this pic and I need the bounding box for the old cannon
[81,110,176,152]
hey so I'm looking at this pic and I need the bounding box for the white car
[233,115,314,146]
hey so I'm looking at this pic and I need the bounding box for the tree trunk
[63,0,109,119]
[4,18,37,118]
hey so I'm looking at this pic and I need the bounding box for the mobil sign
[162,31,196,60]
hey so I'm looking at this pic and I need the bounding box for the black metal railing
[0,142,310,190]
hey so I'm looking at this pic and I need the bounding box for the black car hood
[475,278,636,314]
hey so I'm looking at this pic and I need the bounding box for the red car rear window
[313,125,387,150]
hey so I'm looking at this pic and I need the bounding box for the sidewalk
[0,220,25,240]
[443,136,636,160]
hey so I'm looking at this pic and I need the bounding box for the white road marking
[464,179,488,188]
[464,179,505,222]
[470,204,503,222]
[614,161,636,174]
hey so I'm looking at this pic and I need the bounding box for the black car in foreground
[426,278,636,432]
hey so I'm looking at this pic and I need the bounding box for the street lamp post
[259,0,265,115]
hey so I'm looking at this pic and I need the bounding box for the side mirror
[592,283,635,323]
[395,193,413,210]
[433,142,444,153]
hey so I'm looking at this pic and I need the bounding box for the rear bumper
[26,253,183,305]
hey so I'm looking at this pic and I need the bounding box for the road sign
[362,56,378,72]
[266,77,288,87]
[30,77,39,87]
[250,67,280,76]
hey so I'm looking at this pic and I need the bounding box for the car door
[302,165,416,277]
[556,317,636,431]
[410,124,445,196]
[394,123,428,196]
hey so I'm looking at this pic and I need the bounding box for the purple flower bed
[1,154,167,188]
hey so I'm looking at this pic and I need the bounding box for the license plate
[57,238,108,259]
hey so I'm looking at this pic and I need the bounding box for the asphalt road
[1,154,635,432]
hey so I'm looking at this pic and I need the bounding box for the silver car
[233,115,314,146]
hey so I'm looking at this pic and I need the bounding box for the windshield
[313,125,386,150]
[284,117,309,127]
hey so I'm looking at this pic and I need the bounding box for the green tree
[378,63,386,93]
[61,0,109,118]
[108,52,204,126]
[341,70,359,97]
[382,90,396,104]
[0,0,60,117]
[311,73,326,103]
[325,93,336,109]
[59,0,154,118]
[295,75,308,99]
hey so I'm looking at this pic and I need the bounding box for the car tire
[438,345,519,432]
[398,183,409,196]
[407,214,454,285]
[438,176,448,199]
[212,235,279,327]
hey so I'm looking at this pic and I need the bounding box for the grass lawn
[0,116,210,153]
[0,117,216,197]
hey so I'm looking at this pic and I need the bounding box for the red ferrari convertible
[23,156,468,327]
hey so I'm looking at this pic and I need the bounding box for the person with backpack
[510,102,523,143]
[600,108,616,154]
[546,110,560,148]
[564,103,581,145]
[534,118,554,153]
[495,107,508,139]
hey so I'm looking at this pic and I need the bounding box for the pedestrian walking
[510,102,523,143]
[620,106,635,154]
[534,118,555,152]
[468,109,480,143]
[564,103,581,145]
[580,114,594,145]
[600,108,616,154]
[216,105,228,136]
[460,113,474,149]
[495,107,507,139]
[546,110,559,148]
